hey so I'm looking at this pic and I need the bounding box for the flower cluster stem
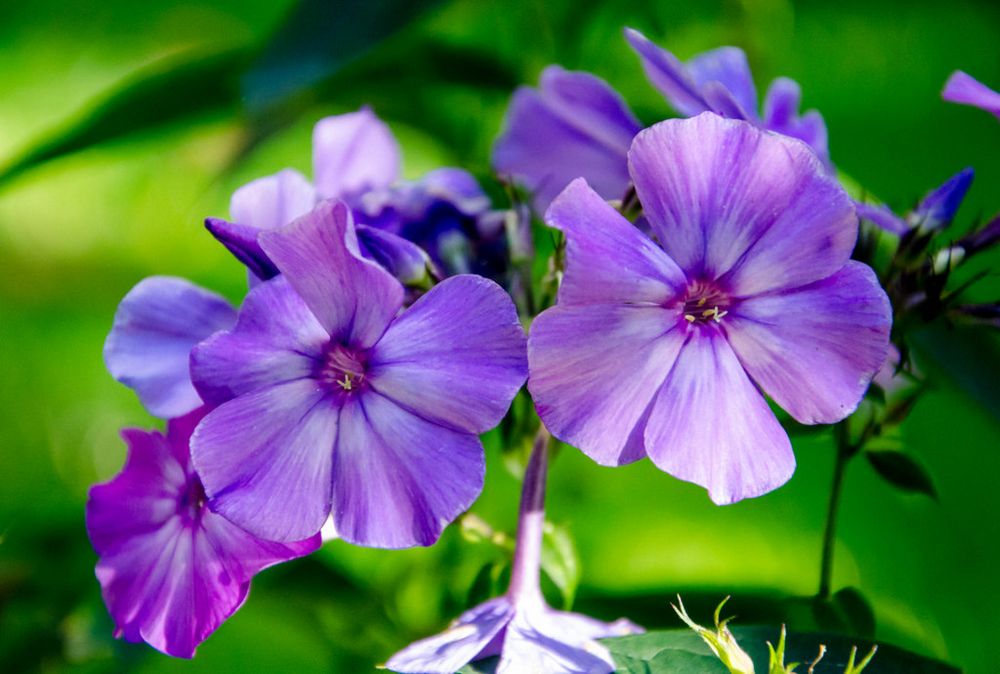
[507,427,551,604]
[818,421,855,600]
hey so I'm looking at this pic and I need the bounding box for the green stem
[818,422,854,600]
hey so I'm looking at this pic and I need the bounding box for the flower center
[679,282,730,325]
[179,477,207,522]
[318,343,368,393]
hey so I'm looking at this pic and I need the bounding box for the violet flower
[104,277,236,418]
[386,431,641,674]
[86,408,319,658]
[190,200,527,546]
[942,70,1000,119]
[529,113,891,504]
[857,167,974,236]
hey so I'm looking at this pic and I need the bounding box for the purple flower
[386,432,640,674]
[86,408,319,658]
[190,200,527,546]
[942,70,1000,119]
[104,277,237,418]
[528,113,891,504]
[857,167,974,235]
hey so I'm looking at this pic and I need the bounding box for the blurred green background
[0,0,998,672]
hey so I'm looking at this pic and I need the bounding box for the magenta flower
[190,200,527,546]
[942,70,1000,119]
[528,113,891,504]
[86,408,319,658]
[386,433,640,674]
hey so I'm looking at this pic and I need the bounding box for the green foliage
[865,450,938,500]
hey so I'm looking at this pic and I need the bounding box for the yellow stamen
[337,374,353,391]
[684,314,696,323]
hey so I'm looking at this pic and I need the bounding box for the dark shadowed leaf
[910,321,1000,421]
[866,450,938,500]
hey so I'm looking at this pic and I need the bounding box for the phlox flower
[190,200,527,546]
[942,70,1000,119]
[528,113,891,504]
[856,167,974,235]
[86,408,319,658]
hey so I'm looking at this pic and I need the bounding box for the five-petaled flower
[528,113,892,504]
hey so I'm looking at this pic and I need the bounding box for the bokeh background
[1,0,998,672]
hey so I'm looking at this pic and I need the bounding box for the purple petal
[205,217,279,281]
[528,304,685,466]
[854,202,908,235]
[762,78,832,167]
[643,332,795,504]
[624,28,709,116]
[544,178,687,306]
[492,65,641,211]
[368,274,527,434]
[942,70,1000,119]
[230,168,316,232]
[629,114,856,295]
[498,608,617,674]
[259,200,404,348]
[356,224,431,286]
[912,167,974,231]
[332,392,485,548]
[312,107,400,200]
[386,597,514,674]
[726,261,891,424]
[190,276,327,405]
[687,46,758,120]
[104,277,236,419]
[191,380,338,542]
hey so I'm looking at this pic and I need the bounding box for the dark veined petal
[331,392,485,548]
[104,277,236,419]
[544,178,687,307]
[312,106,400,200]
[260,200,404,348]
[190,275,327,405]
[529,303,685,466]
[369,274,526,434]
[492,65,641,210]
[205,217,280,281]
[629,113,856,295]
[725,261,891,424]
[191,379,338,542]
[643,331,795,504]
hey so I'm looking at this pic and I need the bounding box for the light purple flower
[86,408,319,658]
[386,433,640,674]
[104,277,237,419]
[942,70,1000,119]
[528,113,891,504]
[190,200,527,546]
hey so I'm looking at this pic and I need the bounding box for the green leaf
[865,450,938,500]
[832,588,877,640]
[910,322,1000,421]
[540,521,581,610]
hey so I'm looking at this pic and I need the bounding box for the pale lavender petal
[701,80,752,120]
[726,261,891,424]
[497,609,616,674]
[687,46,757,119]
[368,275,527,434]
[544,179,687,306]
[332,392,484,548]
[205,217,279,281]
[386,597,514,674]
[312,107,401,200]
[259,200,404,348]
[942,70,1000,119]
[229,168,316,232]
[854,202,908,235]
[493,65,641,210]
[643,332,795,504]
[104,277,236,419]
[191,380,338,542]
[190,276,327,405]
[356,224,431,286]
[629,114,855,294]
[624,28,709,116]
[762,78,832,167]
[529,304,685,466]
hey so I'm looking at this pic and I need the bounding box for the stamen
[685,314,696,323]
[337,374,354,391]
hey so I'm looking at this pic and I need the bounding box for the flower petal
[942,70,1000,119]
[761,77,832,167]
[191,276,327,405]
[230,168,316,232]
[104,277,236,419]
[624,28,709,116]
[629,114,855,294]
[312,107,400,200]
[492,66,641,210]
[529,304,685,466]
[854,202,908,235]
[725,261,891,424]
[912,167,974,232]
[191,380,338,542]
[368,274,526,434]
[332,392,485,548]
[498,608,617,674]
[356,224,431,286]
[259,200,404,348]
[687,46,758,119]
[545,178,687,306]
[386,597,514,674]
[643,332,795,504]
[205,218,280,281]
